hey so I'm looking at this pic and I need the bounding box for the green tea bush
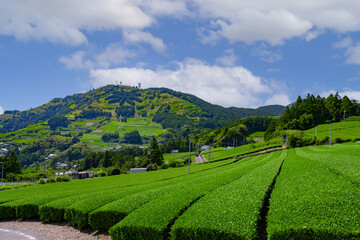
[46,178,56,183]
[37,179,46,184]
[96,170,106,177]
[61,175,71,182]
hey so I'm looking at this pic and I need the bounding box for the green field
[0,143,359,239]
[303,119,360,141]
[98,119,164,137]
[202,142,282,162]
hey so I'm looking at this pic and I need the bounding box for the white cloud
[334,37,360,65]
[123,30,167,53]
[252,45,282,63]
[0,0,189,46]
[0,105,3,115]
[194,0,360,45]
[94,44,136,68]
[3,1,360,47]
[216,49,238,66]
[59,44,136,69]
[89,59,290,108]
[321,90,360,101]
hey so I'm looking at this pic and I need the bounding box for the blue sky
[1,0,360,114]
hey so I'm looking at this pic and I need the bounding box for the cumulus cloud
[0,105,3,115]
[123,30,167,53]
[59,44,136,69]
[0,0,189,46]
[89,59,290,108]
[252,44,282,63]
[194,0,360,45]
[320,89,360,101]
[216,49,238,66]
[334,37,360,65]
[2,1,360,47]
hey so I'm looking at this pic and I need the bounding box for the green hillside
[0,85,285,168]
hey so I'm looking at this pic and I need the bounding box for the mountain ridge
[0,85,285,134]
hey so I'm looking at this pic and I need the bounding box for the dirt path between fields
[0,220,111,240]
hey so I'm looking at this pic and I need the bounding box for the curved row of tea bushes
[298,145,360,185]
[0,158,234,204]
[170,150,286,239]
[267,149,360,239]
[0,192,77,220]
[87,155,251,232]
[109,153,275,240]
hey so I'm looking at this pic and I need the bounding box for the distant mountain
[257,105,286,116]
[0,85,282,133]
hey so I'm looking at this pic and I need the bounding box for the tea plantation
[1,143,360,239]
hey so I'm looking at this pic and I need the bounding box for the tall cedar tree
[149,137,163,166]
[3,151,21,177]
[99,151,112,168]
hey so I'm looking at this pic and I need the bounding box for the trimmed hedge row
[170,150,286,239]
[109,153,273,239]
[88,152,262,231]
[89,183,185,231]
[0,193,72,220]
[0,158,235,204]
[298,145,360,185]
[267,149,360,239]
[39,188,121,223]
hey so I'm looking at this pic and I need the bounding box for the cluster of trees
[101,132,119,143]
[106,88,142,105]
[122,130,143,144]
[79,137,163,172]
[160,136,194,153]
[115,106,135,118]
[197,117,273,147]
[0,151,21,179]
[153,112,193,129]
[0,104,71,133]
[280,93,359,130]
[76,109,111,119]
[18,135,76,166]
[48,116,69,130]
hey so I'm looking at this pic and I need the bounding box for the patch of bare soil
[0,220,111,240]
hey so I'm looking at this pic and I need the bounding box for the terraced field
[0,143,359,239]
[303,119,360,141]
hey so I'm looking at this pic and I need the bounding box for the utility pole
[149,150,152,171]
[208,144,211,161]
[188,133,191,175]
[343,110,346,128]
[34,162,37,186]
[286,131,288,147]
[276,128,279,145]
[330,123,332,145]
[0,162,3,185]
[315,126,317,144]
[232,138,235,163]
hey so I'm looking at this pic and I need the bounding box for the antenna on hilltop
[138,83,141,89]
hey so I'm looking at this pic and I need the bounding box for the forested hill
[0,85,284,133]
